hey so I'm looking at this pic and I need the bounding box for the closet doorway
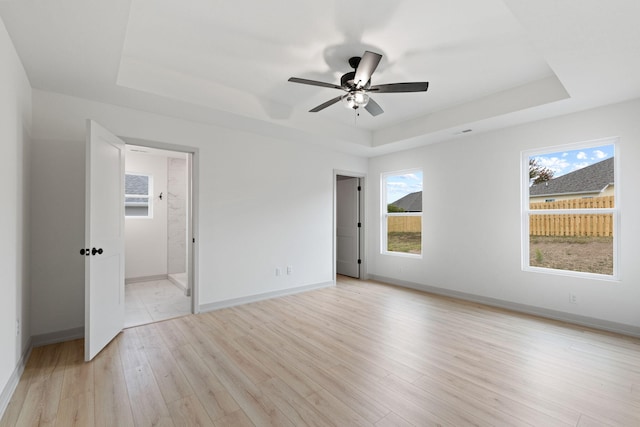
[123,144,194,327]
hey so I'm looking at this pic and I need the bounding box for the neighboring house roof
[530,157,614,197]
[390,191,422,212]
[125,174,149,195]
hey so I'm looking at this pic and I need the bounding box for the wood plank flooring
[2,276,640,426]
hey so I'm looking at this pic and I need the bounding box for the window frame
[521,137,620,280]
[381,168,423,258]
[125,172,153,219]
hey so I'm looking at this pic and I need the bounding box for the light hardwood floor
[2,276,640,426]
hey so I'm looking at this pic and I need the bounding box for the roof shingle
[389,191,422,212]
[529,157,613,197]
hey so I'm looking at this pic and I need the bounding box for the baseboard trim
[167,274,189,295]
[199,281,335,313]
[0,338,32,420]
[31,327,84,348]
[125,274,168,284]
[369,275,640,338]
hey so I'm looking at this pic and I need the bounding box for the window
[125,173,152,217]
[381,170,423,256]
[523,139,618,278]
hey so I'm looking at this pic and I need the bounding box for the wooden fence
[529,196,614,237]
[388,216,421,233]
[387,196,614,236]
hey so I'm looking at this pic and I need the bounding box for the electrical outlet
[570,293,578,304]
[287,265,293,275]
[275,268,282,277]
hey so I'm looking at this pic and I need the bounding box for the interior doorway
[123,144,194,327]
[336,174,363,279]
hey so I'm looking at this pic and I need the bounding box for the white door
[336,177,360,278]
[84,120,125,361]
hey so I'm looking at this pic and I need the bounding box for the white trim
[0,339,32,420]
[31,327,84,347]
[122,138,199,316]
[125,274,168,284]
[521,137,619,280]
[381,168,423,257]
[199,281,335,313]
[167,274,189,295]
[369,275,640,338]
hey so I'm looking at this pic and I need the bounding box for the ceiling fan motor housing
[341,71,371,90]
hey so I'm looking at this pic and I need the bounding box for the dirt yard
[387,232,422,254]
[529,236,613,275]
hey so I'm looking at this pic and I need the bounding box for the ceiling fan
[288,50,429,116]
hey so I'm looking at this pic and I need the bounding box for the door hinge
[357,259,362,264]
[192,238,195,243]
[357,222,362,228]
[357,186,362,191]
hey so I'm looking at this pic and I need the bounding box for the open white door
[84,120,125,361]
[336,176,360,278]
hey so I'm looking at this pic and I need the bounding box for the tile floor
[124,279,191,328]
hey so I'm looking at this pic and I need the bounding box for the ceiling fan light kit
[288,50,429,117]
[342,91,370,109]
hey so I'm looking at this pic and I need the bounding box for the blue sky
[530,144,614,179]
[386,171,423,204]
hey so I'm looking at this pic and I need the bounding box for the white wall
[30,89,368,335]
[368,98,640,334]
[125,151,168,279]
[30,138,84,336]
[0,15,31,406]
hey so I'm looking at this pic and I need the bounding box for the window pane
[125,173,151,218]
[125,174,149,195]
[528,144,614,208]
[387,216,422,254]
[384,171,423,255]
[386,172,422,213]
[529,214,613,275]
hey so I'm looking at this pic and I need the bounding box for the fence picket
[529,196,613,237]
[387,216,422,233]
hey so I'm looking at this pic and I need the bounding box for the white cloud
[593,150,607,159]
[535,156,570,175]
[576,152,587,159]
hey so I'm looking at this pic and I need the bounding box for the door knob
[91,247,104,256]
[80,248,90,256]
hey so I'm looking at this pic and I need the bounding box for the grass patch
[534,248,544,263]
[388,232,421,254]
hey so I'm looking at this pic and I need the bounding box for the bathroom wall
[167,157,188,274]
[124,150,168,279]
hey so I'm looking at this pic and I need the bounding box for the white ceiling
[2,0,640,156]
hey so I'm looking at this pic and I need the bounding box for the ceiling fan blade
[364,98,384,116]
[353,51,382,89]
[288,77,344,90]
[369,82,429,93]
[309,95,343,112]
